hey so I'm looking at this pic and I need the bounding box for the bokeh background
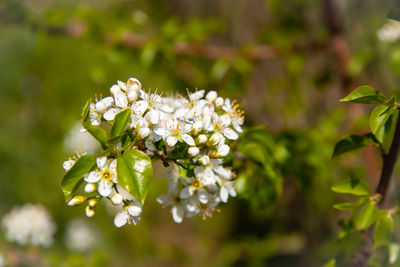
[1,0,400,266]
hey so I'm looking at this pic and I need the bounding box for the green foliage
[356,202,378,230]
[116,149,153,204]
[373,211,393,248]
[331,178,370,196]
[388,7,400,22]
[61,155,96,201]
[340,86,386,104]
[110,109,131,138]
[82,101,108,149]
[332,134,377,157]
[369,105,398,153]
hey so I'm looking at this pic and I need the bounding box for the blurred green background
[1,0,400,266]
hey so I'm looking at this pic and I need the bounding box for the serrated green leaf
[62,155,96,201]
[110,109,131,137]
[332,134,377,157]
[82,101,108,149]
[322,259,336,267]
[331,178,370,196]
[340,86,386,104]
[356,202,378,230]
[388,8,400,22]
[333,203,357,210]
[117,149,153,204]
[373,211,393,248]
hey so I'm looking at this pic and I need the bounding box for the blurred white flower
[2,204,56,247]
[63,121,99,154]
[65,218,99,252]
[377,20,400,43]
[0,253,4,267]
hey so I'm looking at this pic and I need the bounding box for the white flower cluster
[65,218,99,252]
[2,204,56,247]
[63,77,244,226]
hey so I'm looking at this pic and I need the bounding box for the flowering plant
[62,77,244,227]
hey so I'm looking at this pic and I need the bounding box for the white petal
[115,91,128,108]
[154,127,170,137]
[63,160,75,171]
[98,179,112,197]
[118,80,127,91]
[182,134,195,146]
[217,144,230,157]
[128,204,143,217]
[132,100,148,115]
[156,194,174,206]
[111,193,123,205]
[114,211,129,228]
[91,117,101,126]
[219,114,231,128]
[223,128,239,140]
[138,90,148,100]
[84,171,102,183]
[149,109,160,124]
[102,96,114,107]
[103,108,119,121]
[172,205,184,224]
[229,186,237,197]
[166,136,178,146]
[220,187,229,203]
[198,189,210,204]
[145,140,157,151]
[96,156,107,169]
[180,187,194,199]
[233,121,243,133]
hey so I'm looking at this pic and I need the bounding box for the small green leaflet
[61,154,96,201]
[110,109,131,137]
[356,202,378,230]
[117,149,153,204]
[369,105,398,153]
[322,259,336,267]
[82,101,108,149]
[333,203,357,211]
[332,134,378,158]
[340,86,386,104]
[331,178,370,196]
[373,210,393,248]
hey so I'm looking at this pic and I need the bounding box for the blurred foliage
[1,0,400,266]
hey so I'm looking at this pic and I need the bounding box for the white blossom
[65,218,99,252]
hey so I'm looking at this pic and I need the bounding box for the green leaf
[82,101,108,149]
[331,178,370,196]
[322,259,336,267]
[369,105,393,142]
[110,109,131,137]
[62,155,96,201]
[356,202,378,230]
[373,211,393,248]
[117,149,153,204]
[382,109,399,154]
[333,203,357,210]
[340,86,386,104]
[388,8,400,22]
[332,134,377,157]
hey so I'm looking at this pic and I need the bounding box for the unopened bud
[192,121,203,135]
[199,155,210,166]
[127,78,141,91]
[128,204,142,217]
[196,134,208,145]
[110,84,121,96]
[207,133,222,147]
[215,97,224,107]
[84,183,96,193]
[95,101,107,114]
[85,205,95,217]
[68,195,87,206]
[88,199,98,208]
[111,193,123,205]
[188,146,200,157]
[206,91,217,102]
[127,90,138,102]
[216,144,230,157]
[138,127,151,139]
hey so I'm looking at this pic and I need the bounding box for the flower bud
[88,199,98,208]
[196,134,208,145]
[84,183,96,193]
[188,146,200,157]
[207,133,222,147]
[216,144,230,157]
[110,84,121,95]
[199,155,210,166]
[68,195,87,206]
[63,160,76,171]
[206,91,217,102]
[138,127,151,139]
[95,101,107,114]
[127,90,138,102]
[215,97,224,107]
[111,193,123,205]
[85,205,95,217]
